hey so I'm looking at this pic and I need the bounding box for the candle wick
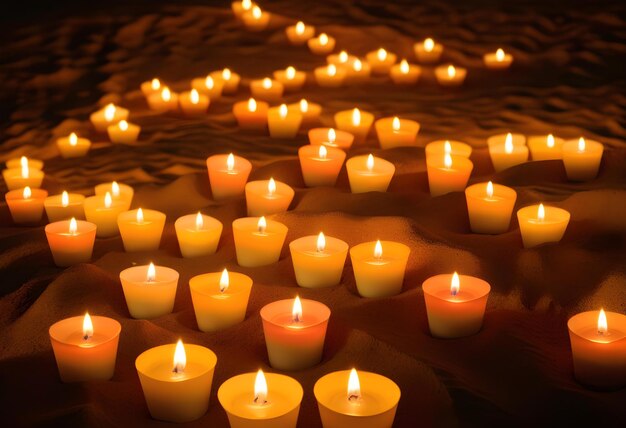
[348,394,360,402]
[172,366,183,374]
[253,396,267,405]
[83,334,91,341]
[293,314,300,323]
[451,289,458,297]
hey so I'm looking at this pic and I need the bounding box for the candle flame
[451,272,460,296]
[444,140,452,154]
[248,98,257,112]
[286,66,296,79]
[20,156,28,169]
[104,104,116,121]
[262,78,272,89]
[296,21,305,35]
[486,181,494,198]
[328,128,336,143]
[172,339,186,374]
[69,133,78,146]
[300,98,309,113]
[205,75,215,90]
[151,78,160,91]
[347,368,361,401]
[374,239,383,259]
[162,87,171,102]
[578,137,586,152]
[69,217,78,235]
[496,48,505,61]
[112,181,120,197]
[317,231,326,252]
[392,116,400,131]
[424,38,435,52]
[598,308,608,335]
[400,59,409,74]
[268,177,276,195]
[254,369,268,404]
[147,262,156,282]
[136,207,144,223]
[83,312,93,340]
[505,133,514,154]
[252,5,262,19]
[447,65,456,78]
[62,190,69,207]
[190,89,199,104]
[21,161,29,179]
[220,268,229,292]
[227,153,235,171]
[366,153,375,172]
[292,295,303,322]
[328,64,337,77]
[352,108,361,126]
[119,120,128,131]
[319,33,328,46]
[377,48,387,61]
[104,191,112,208]
[23,186,31,199]
[279,104,288,119]
[195,211,203,230]
[444,153,453,169]
[537,203,545,221]
[353,58,362,71]
[242,0,252,10]
[339,50,348,63]
[223,68,232,80]
[547,134,555,148]
[257,216,267,233]
[318,144,328,159]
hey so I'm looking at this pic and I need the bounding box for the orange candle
[465,181,517,234]
[6,186,47,224]
[3,161,44,190]
[487,132,526,148]
[117,208,166,252]
[245,178,294,216]
[414,37,443,63]
[242,5,270,31]
[233,98,269,130]
[425,140,472,160]
[390,59,421,84]
[191,75,224,101]
[327,50,358,68]
[346,154,395,193]
[308,33,335,55]
[267,104,302,139]
[231,0,255,19]
[350,240,410,298]
[95,181,134,211]
[366,48,397,74]
[308,127,354,150]
[288,99,322,125]
[290,232,348,288]
[562,137,604,181]
[314,64,347,87]
[517,203,570,248]
[426,153,473,196]
[57,132,91,158]
[250,77,284,102]
[141,77,162,98]
[435,64,467,86]
[5,155,43,170]
[209,68,241,94]
[484,48,513,70]
[179,89,210,115]
[298,145,346,187]
[233,216,288,267]
[90,103,128,131]
[375,116,420,149]
[83,192,127,238]
[346,58,371,82]
[45,218,96,266]
[334,108,374,144]
[273,66,306,91]
[120,263,179,319]
[285,20,315,45]
[528,134,565,161]
[147,87,179,112]
[207,153,252,200]
[488,132,529,172]
[107,120,141,144]
[175,212,223,258]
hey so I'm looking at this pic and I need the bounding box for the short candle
[117,208,166,252]
[233,216,288,267]
[425,140,472,161]
[484,48,514,70]
[487,132,526,148]
[435,64,467,87]
[350,240,410,298]
[298,145,346,187]
[517,203,570,248]
[286,20,315,45]
[267,104,302,139]
[231,0,255,19]
[334,108,375,144]
[465,181,517,234]
[209,68,241,94]
[347,58,371,82]
[327,50,359,68]
[414,37,443,63]
[83,192,127,238]
[242,5,270,32]
[141,77,162,98]
[562,137,604,181]
[90,103,128,132]
[290,232,349,288]
[179,89,210,115]
[233,98,269,130]
[288,99,322,125]
[250,77,284,102]
[94,181,134,211]
[45,218,97,266]
[390,59,421,84]
[528,134,565,161]
[107,120,141,144]
[308,33,336,55]
[245,178,295,216]
[5,155,43,170]
[207,153,252,200]
[57,132,91,158]
[375,116,420,149]
[6,186,48,224]
[426,153,473,197]
[120,262,179,319]
[346,154,395,193]
[366,48,397,74]
[147,86,179,112]
[488,132,529,172]
[273,66,306,91]
[315,63,347,87]
[3,160,44,190]
[308,127,354,150]
[191,75,225,101]
[175,212,223,258]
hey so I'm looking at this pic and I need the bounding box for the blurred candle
[267,104,302,139]
[120,262,179,319]
[298,145,346,187]
[95,181,134,211]
[242,5,270,31]
[489,132,529,172]
[308,127,354,150]
[5,155,43,170]
[179,89,210,115]
[233,216,288,267]
[206,153,252,200]
[233,98,269,130]
[562,137,604,181]
[250,77,284,102]
[517,203,570,248]
[334,108,375,144]
[426,153,473,196]
[175,212,223,258]
[487,132,526,148]
[435,64,467,86]
[210,68,241,94]
[290,232,348,288]
[528,134,565,161]
[44,190,85,222]
[45,218,97,266]
[366,48,397,74]
[346,154,395,193]
[315,64,347,87]
[347,58,371,82]
[414,37,443,63]
[107,120,140,144]
[57,132,91,158]
[375,116,420,149]
[83,192,127,238]
[350,240,410,298]
[6,186,47,224]
[288,98,322,125]
[308,33,335,55]
[286,20,315,45]
[90,103,128,131]
[273,66,306,91]
[245,178,295,216]
[465,181,517,234]
[141,77,162,98]
[191,75,224,101]
[3,160,44,190]
[390,59,421,84]
[231,0,255,19]
[425,139,472,160]
[147,87,178,111]
[117,208,166,252]
[327,50,358,68]
[484,48,513,70]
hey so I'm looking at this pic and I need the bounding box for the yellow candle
[49,313,121,382]
[488,132,529,172]
[290,232,348,288]
[425,139,472,160]
[375,116,420,149]
[288,99,322,125]
[517,203,570,248]
[232,216,288,267]
[346,154,395,193]
[6,186,47,224]
[484,48,513,70]
[285,20,315,45]
[95,181,134,210]
[314,369,401,428]
[233,98,269,130]
[57,132,91,158]
[147,87,179,112]
[209,68,241,94]
[44,191,85,222]
[426,153,473,196]
[5,155,43,170]
[562,137,604,181]
[83,192,127,238]
[350,240,410,298]
[273,66,306,91]
[90,103,128,131]
[117,208,166,252]
[175,212,223,258]
[334,108,375,144]
[315,64,347,87]
[242,5,270,31]
[487,132,526,148]
[179,89,210,115]
[267,104,302,139]
[136,340,217,422]
[327,50,358,68]
[414,37,443,63]
[206,153,252,200]
[231,0,255,19]
[250,77,284,102]
[191,75,225,101]
[366,48,397,74]
[528,134,565,161]
[435,64,467,86]
[141,77,162,98]
[308,33,335,55]
[107,120,140,144]
[189,269,253,332]
[346,58,371,82]
[120,262,179,319]
[298,145,346,187]
[245,178,295,216]
[45,218,97,266]
[308,127,354,150]
[218,370,303,428]
[465,181,517,234]
[390,59,421,84]
[3,161,44,190]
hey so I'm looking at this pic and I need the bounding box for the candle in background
[191,75,224,101]
[90,103,129,132]
[568,309,626,389]
[147,87,179,112]
[528,134,565,161]
[423,272,491,338]
[136,340,217,422]
[44,191,85,222]
[562,137,604,181]
[242,5,270,31]
[517,203,570,248]
[465,181,517,234]
[308,33,335,55]
[45,218,97,266]
[245,178,295,216]
[5,156,43,170]
[83,192,127,238]
[347,58,371,82]
[375,116,420,149]
[206,153,252,200]
[350,240,410,298]
[209,68,241,94]
[288,99,322,125]
[314,369,401,428]
[314,64,347,87]
[286,20,315,45]
[366,48,397,74]
[57,132,91,158]
[334,108,375,144]
[425,140,472,160]
[327,50,358,68]
[267,104,302,139]
[426,153,473,197]
[261,296,331,370]
[390,59,421,84]
[435,64,467,86]
[141,77,162,98]
[120,262,179,319]
[49,313,121,382]
[489,132,529,172]
[414,37,443,63]
[298,145,346,187]
[308,127,354,150]
[117,208,166,252]
[3,160,44,190]
[107,120,141,144]
[218,370,303,428]
[346,154,395,193]
[175,212,223,258]
[95,181,134,211]
[233,97,269,130]
[189,269,253,332]
[273,66,307,91]
[250,77,284,102]
[231,0,255,19]
[179,89,210,115]
[484,48,514,70]
[290,232,349,288]
[233,216,288,267]
[6,186,48,224]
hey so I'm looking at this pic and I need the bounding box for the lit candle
[288,98,322,125]
[57,132,91,158]
[218,370,303,428]
[191,75,225,101]
[562,137,604,181]
[334,108,375,144]
[44,190,85,222]
[390,59,421,84]
[267,104,302,139]
[141,77,162,98]
[426,153,473,196]
[314,368,401,428]
[484,48,513,70]
[94,181,134,210]
[189,269,253,332]
[2,159,44,190]
[209,68,241,94]
[347,58,371,82]
[261,296,331,370]
[45,218,97,266]
[298,145,346,187]
[242,5,270,31]
[308,33,335,55]
[414,37,443,63]
[290,232,349,288]
[233,97,269,130]
[465,181,517,234]
[232,216,288,267]
[488,132,529,172]
[315,63,347,87]
[346,154,395,193]
[179,89,210,115]
[90,103,128,131]
[528,134,565,161]
[435,64,467,86]
[423,272,491,338]
[327,50,358,68]
[147,86,179,111]
[136,340,218,422]
[231,0,255,19]
[375,116,420,149]
[245,177,295,216]
[117,208,166,252]
[175,212,223,258]
[286,20,315,45]
[107,119,141,144]
[49,312,121,382]
[350,240,410,298]
[487,132,526,148]
[425,139,472,160]
[250,77,284,102]
[366,48,397,74]
[568,309,626,389]
[308,127,354,150]
[83,191,127,238]
[206,153,253,200]
[119,262,179,319]
[517,203,570,248]
[5,186,48,224]
[273,66,307,91]
[5,155,43,170]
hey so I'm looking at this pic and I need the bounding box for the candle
[488,132,529,172]
[206,153,252,200]
[288,99,322,125]
[298,145,346,187]
[290,232,348,288]
[517,203,570,248]
[189,269,253,332]
[267,104,302,139]
[219,370,303,428]
[465,181,517,234]
[435,64,467,86]
[231,0,255,19]
[487,132,526,148]
[44,191,85,222]
[484,48,513,70]
[426,153,473,197]
[286,20,315,45]
[346,58,371,82]
[49,312,121,382]
[250,77,284,102]
[120,262,179,319]
[414,37,443,63]
[423,272,491,338]
[308,127,354,150]
[261,296,331,370]
[273,66,306,91]
[366,48,397,74]
[209,68,241,94]
[327,50,358,68]
[314,369,401,428]
[191,75,225,101]
[232,216,288,267]
[179,89,210,115]
[107,120,141,144]
[315,64,347,87]
[390,59,421,84]
[528,134,565,161]
[136,340,217,422]
[242,5,270,31]
[334,108,375,144]
[90,103,128,131]
[245,178,295,216]
[350,240,410,298]
[141,77,162,98]
[45,218,97,266]
[175,212,223,258]
[375,116,420,149]
[83,192,127,238]
[308,33,335,55]
[57,132,91,158]
[425,140,472,160]
[94,181,134,210]
[346,154,395,193]
[3,160,44,190]
[568,309,626,389]
[117,208,166,252]
[6,156,43,170]
[233,98,269,130]
[147,86,179,112]
[6,186,47,224]
[562,137,604,181]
